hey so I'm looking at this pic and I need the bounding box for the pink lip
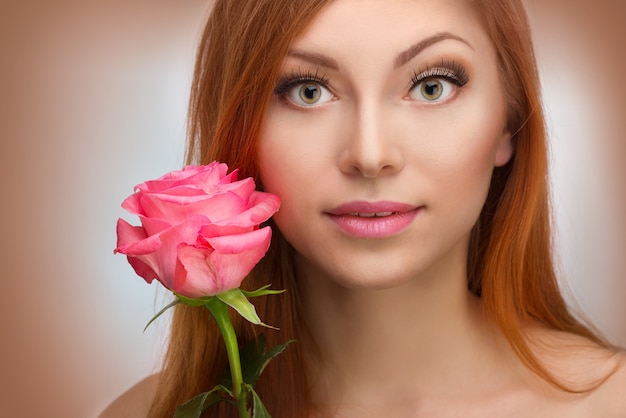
[326,201,421,239]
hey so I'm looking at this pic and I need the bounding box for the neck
[295,252,514,410]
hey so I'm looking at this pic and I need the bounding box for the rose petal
[127,257,159,284]
[139,163,226,193]
[214,177,255,202]
[171,227,272,298]
[115,224,162,256]
[120,192,144,216]
[115,219,154,254]
[246,191,282,223]
[220,168,239,184]
[180,163,228,192]
[205,227,272,289]
[199,223,254,239]
[139,191,248,224]
[205,227,271,254]
[174,245,219,297]
[139,216,171,236]
[198,191,280,235]
[115,162,281,300]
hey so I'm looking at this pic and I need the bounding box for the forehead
[290,0,491,58]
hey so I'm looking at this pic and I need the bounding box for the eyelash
[273,69,331,98]
[272,60,469,103]
[410,59,470,89]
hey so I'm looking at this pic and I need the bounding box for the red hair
[150,1,332,416]
[149,1,610,416]
[466,0,608,391]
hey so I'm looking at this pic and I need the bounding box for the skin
[257,0,626,416]
[260,0,513,293]
[100,0,626,416]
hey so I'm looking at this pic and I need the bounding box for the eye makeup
[272,58,470,107]
[273,68,331,97]
[410,59,470,90]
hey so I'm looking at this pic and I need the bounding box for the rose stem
[206,297,249,418]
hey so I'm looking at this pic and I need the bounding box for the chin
[327,265,424,292]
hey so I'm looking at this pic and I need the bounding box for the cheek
[415,107,508,201]
[257,141,297,237]
[258,116,320,230]
[257,137,293,210]
[258,104,342,198]
[258,109,298,193]
[258,137,321,258]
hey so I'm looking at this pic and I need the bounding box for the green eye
[409,78,455,103]
[284,81,333,107]
[409,61,469,103]
[421,80,444,101]
[298,84,322,104]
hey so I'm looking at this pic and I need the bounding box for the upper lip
[326,201,419,216]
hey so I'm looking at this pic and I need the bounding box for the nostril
[337,109,404,177]
[338,145,404,178]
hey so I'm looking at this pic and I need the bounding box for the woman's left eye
[408,62,469,103]
[408,78,456,103]
[285,82,334,107]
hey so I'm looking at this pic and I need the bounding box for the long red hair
[149,1,608,416]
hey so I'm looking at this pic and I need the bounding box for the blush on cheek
[464,110,513,169]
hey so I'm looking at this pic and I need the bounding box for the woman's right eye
[276,80,334,107]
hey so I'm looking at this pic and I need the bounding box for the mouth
[347,212,395,217]
[327,201,417,216]
[326,201,421,239]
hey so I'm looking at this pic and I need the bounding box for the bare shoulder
[528,326,626,414]
[586,349,626,414]
[99,374,160,418]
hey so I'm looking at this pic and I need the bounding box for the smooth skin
[101,0,625,416]
[258,0,625,416]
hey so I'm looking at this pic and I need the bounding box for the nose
[338,102,404,178]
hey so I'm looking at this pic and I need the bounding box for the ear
[494,129,514,167]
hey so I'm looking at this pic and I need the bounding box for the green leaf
[261,340,295,376]
[236,335,296,387]
[173,385,231,418]
[241,284,285,298]
[143,299,181,332]
[250,387,272,418]
[216,289,273,327]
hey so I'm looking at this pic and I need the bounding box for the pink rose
[114,163,280,299]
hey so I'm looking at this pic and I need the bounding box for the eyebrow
[285,31,473,71]
[285,49,340,71]
[393,32,473,68]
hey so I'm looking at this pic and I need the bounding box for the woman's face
[258,0,513,289]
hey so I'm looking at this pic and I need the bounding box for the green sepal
[241,284,285,298]
[216,288,274,328]
[143,298,182,332]
[174,292,215,307]
[173,384,232,418]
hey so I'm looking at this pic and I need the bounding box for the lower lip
[327,209,421,239]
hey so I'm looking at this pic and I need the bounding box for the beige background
[0,1,624,417]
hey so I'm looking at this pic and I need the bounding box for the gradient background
[0,1,624,417]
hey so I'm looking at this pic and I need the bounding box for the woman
[101,0,625,416]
